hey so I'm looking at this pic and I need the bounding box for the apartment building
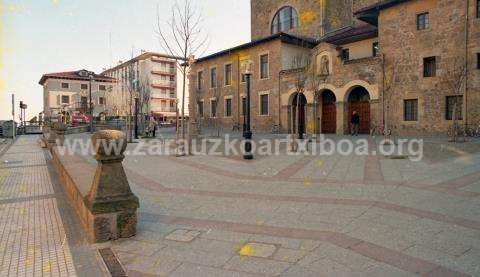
[189,0,479,135]
[39,69,115,119]
[101,52,187,122]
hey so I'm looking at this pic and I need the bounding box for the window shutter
[56,95,60,105]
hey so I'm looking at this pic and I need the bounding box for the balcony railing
[151,82,176,89]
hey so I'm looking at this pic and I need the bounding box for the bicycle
[447,122,466,142]
[232,122,241,132]
[370,124,392,137]
[465,124,480,137]
[271,124,280,134]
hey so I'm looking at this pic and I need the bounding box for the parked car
[71,114,90,126]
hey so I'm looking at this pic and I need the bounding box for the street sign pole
[12,94,16,139]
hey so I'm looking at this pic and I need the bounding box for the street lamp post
[134,97,139,139]
[89,74,94,133]
[243,62,253,160]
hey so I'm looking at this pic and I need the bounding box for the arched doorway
[347,86,371,134]
[319,90,336,134]
[291,93,307,138]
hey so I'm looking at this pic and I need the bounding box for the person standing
[351,111,360,136]
[149,114,157,138]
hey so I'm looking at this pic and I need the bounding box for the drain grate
[98,248,127,277]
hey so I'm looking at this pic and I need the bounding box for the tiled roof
[194,32,317,63]
[354,0,412,25]
[321,24,378,45]
[39,70,116,85]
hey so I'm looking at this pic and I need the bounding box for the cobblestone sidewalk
[0,136,105,277]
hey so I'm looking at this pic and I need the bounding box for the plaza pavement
[0,136,106,276]
[70,130,480,277]
[3,133,480,276]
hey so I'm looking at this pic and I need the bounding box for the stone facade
[378,0,479,134]
[250,0,353,40]
[190,38,313,132]
[189,0,479,136]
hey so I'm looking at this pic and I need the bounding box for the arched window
[271,6,299,34]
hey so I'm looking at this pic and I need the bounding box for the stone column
[86,130,139,240]
[336,101,345,135]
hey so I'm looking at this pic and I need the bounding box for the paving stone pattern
[101,134,480,277]
[0,136,105,277]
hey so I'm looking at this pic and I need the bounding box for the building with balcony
[101,52,187,122]
[39,69,115,119]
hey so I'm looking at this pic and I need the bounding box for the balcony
[151,82,176,89]
[151,70,175,76]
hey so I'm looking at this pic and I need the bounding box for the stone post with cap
[85,130,139,241]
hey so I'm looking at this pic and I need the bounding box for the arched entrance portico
[347,86,371,134]
[289,93,307,138]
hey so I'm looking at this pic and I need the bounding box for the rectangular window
[61,95,70,104]
[224,64,232,86]
[99,85,106,91]
[81,84,88,90]
[446,96,463,120]
[81,96,88,110]
[210,99,217,117]
[260,94,269,115]
[404,99,418,121]
[260,54,269,79]
[169,76,175,81]
[477,0,480,18]
[423,57,436,77]
[241,97,246,116]
[170,101,174,108]
[241,74,246,83]
[341,49,350,61]
[225,98,232,117]
[372,42,380,57]
[197,71,203,90]
[99,97,105,105]
[61,83,69,89]
[210,68,217,88]
[417,12,429,30]
[197,101,204,117]
[477,53,480,70]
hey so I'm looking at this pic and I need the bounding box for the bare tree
[307,53,327,136]
[290,54,309,141]
[156,0,209,151]
[382,54,397,139]
[124,60,138,142]
[442,57,467,142]
[138,78,151,135]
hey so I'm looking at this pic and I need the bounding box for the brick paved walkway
[0,136,105,277]
[65,133,480,276]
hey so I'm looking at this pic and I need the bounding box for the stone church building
[189,0,479,136]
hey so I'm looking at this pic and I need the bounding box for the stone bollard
[52,122,67,146]
[85,130,139,241]
[47,123,57,146]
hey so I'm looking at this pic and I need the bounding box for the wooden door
[348,102,370,134]
[321,103,336,134]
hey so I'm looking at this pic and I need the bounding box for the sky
[0,0,251,121]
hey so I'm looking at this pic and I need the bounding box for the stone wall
[379,0,478,134]
[278,42,383,135]
[250,0,353,41]
[190,39,284,133]
[353,0,378,12]
[48,131,139,243]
